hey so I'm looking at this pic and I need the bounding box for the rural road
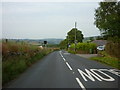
[4,51,120,89]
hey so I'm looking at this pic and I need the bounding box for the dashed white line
[63,57,66,62]
[59,51,64,57]
[66,62,73,71]
[60,51,86,89]
[59,51,73,70]
[59,51,66,61]
[76,78,86,90]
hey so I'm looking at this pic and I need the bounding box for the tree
[94,1,120,39]
[67,28,84,44]
[59,39,67,49]
[59,28,84,49]
[89,37,94,42]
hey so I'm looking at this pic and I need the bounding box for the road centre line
[59,51,72,70]
[59,51,63,58]
[76,78,86,90]
[59,51,66,61]
[66,62,73,71]
[63,57,66,62]
[59,51,85,89]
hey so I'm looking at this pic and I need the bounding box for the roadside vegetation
[91,1,120,69]
[90,51,120,69]
[2,41,57,85]
[68,42,97,54]
[90,37,120,69]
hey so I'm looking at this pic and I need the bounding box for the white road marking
[59,51,64,58]
[76,78,86,90]
[63,57,66,62]
[59,51,72,70]
[109,69,120,77]
[91,69,115,81]
[78,69,102,81]
[60,52,63,57]
[78,69,116,81]
[59,51,66,61]
[99,69,120,77]
[66,62,73,71]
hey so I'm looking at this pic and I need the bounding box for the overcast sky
[1,2,102,39]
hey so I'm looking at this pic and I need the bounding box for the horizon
[1,35,101,40]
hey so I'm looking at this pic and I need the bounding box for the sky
[1,1,102,39]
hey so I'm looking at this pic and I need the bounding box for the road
[4,51,120,89]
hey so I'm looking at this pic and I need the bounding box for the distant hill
[3,38,64,45]
[83,36,102,42]
[40,38,63,44]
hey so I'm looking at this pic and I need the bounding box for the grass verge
[90,51,120,69]
[2,41,55,86]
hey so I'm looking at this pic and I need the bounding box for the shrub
[68,50,76,54]
[69,43,97,54]
[105,42,120,59]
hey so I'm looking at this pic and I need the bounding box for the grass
[2,53,48,85]
[90,51,120,69]
[2,41,55,86]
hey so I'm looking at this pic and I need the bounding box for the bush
[105,36,120,59]
[105,42,120,59]
[69,43,97,54]
[68,50,76,54]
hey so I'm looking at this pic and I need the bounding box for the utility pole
[74,22,77,52]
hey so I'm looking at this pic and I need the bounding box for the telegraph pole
[74,22,77,52]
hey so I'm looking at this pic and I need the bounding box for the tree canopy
[67,28,84,44]
[94,1,120,39]
[59,28,84,49]
[59,39,67,49]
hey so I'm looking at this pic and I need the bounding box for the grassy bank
[2,41,55,85]
[90,51,120,69]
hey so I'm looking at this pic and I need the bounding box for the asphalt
[4,50,120,89]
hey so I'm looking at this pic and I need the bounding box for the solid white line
[76,78,86,90]
[66,62,73,70]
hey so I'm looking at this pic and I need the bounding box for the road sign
[44,41,47,44]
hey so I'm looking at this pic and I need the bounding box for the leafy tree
[94,1,120,38]
[59,28,84,49]
[67,28,84,44]
[59,39,67,49]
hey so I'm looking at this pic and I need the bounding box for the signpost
[44,41,47,48]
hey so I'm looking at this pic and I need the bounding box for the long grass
[2,41,54,85]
